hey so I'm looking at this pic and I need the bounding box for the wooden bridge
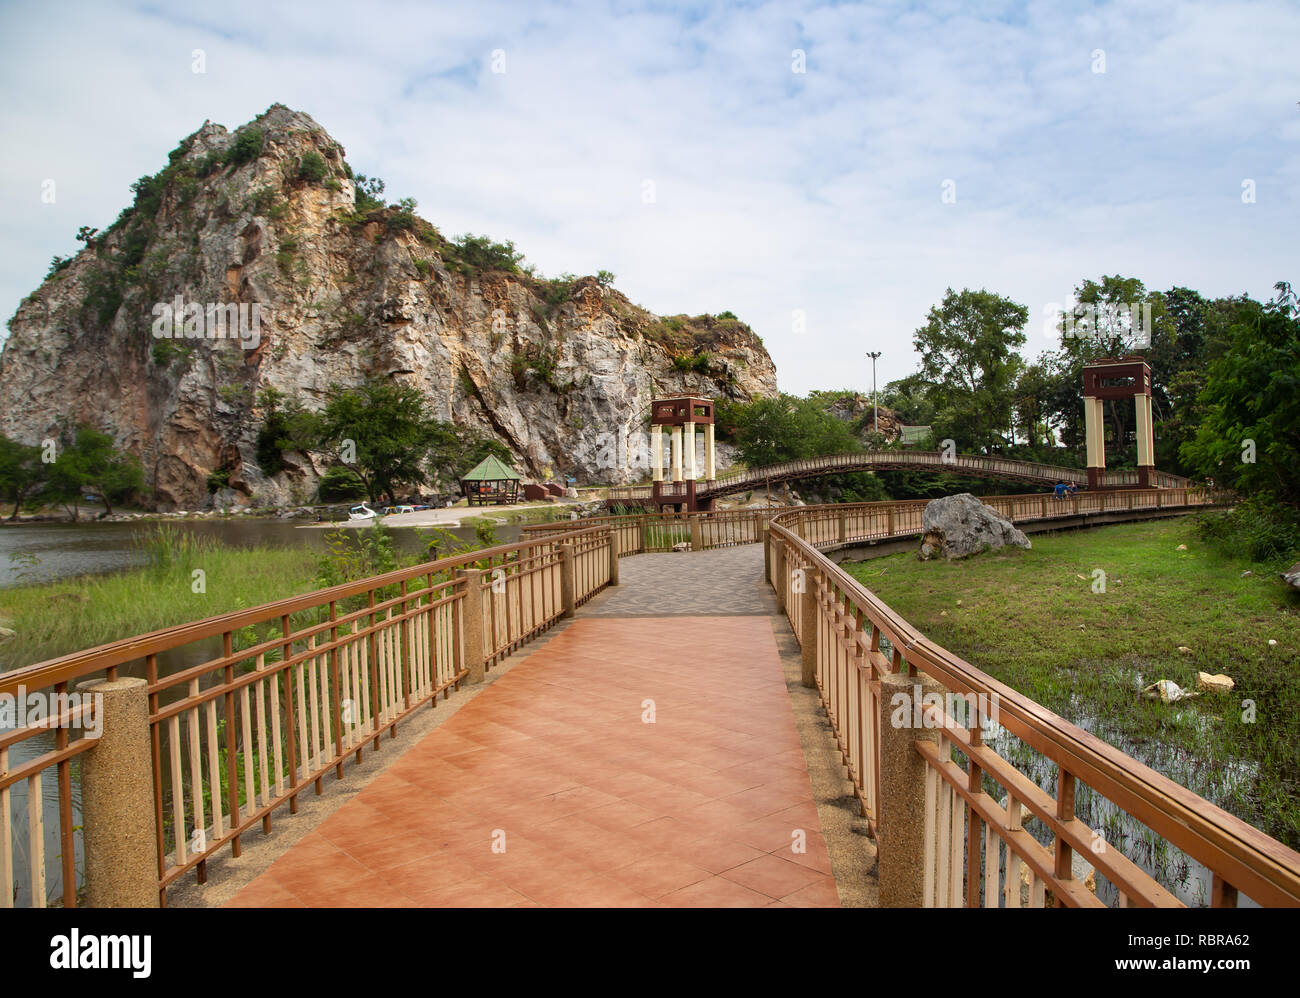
[609,451,1191,509]
[3,486,1298,909]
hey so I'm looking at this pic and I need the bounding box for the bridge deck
[225,551,842,907]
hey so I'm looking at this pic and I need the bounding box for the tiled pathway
[227,612,839,907]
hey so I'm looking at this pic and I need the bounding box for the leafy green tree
[317,379,441,503]
[0,437,46,520]
[255,387,320,476]
[912,288,1028,453]
[1181,283,1300,504]
[723,394,861,468]
[58,427,144,516]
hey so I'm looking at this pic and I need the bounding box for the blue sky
[1,0,1296,394]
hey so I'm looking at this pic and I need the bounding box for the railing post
[800,568,818,688]
[76,677,160,908]
[607,530,619,587]
[456,568,488,683]
[773,539,787,610]
[762,525,772,585]
[838,511,847,544]
[690,515,704,552]
[887,506,896,536]
[877,671,943,907]
[560,542,576,618]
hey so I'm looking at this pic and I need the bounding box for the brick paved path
[227,551,840,907]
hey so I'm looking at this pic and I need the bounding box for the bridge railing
[767,498,1300,908]
[0,524,616,908]
[607,453,1191,501]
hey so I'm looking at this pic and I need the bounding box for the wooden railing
[766,498,1300,908]
[606,452,1191,502]
[0,525,615,907]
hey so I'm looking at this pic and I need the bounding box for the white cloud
[1,0,1296,395]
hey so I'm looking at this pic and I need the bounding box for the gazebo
[459,455,521,506]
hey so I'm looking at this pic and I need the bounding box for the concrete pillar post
[1135,393,1155,487]
[651,425,663,482]
[607,529,619,586]
[690,515,703,552]
[1084,396,1106,489]
[77,676,160,907]
[800,567,818,688]
[456,568,487,683]
[559,542,576,618]
[671,427,683,483]
[705,423,716,480]
[877,671,944,907]
[685,421,697,480]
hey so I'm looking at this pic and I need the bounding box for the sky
[1,0,1296,395]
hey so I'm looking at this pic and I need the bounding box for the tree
[255,387,320,477]
[317,379,441,503]
[722,394,861,468]
[1180,283,1300,504]
[912,288,1028,454]
[0,437,46,521]
[54,427,144,516]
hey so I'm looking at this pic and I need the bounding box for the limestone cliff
[0,105,777,508]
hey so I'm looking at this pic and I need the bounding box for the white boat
[348,503,378,521]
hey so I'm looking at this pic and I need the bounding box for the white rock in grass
[1177,646,1192,654]
[0,626,15,641]
[1268,639,1278,647]
[1143,679,1196,703]
[1176,544,1188,551]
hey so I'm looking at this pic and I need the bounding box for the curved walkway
[226,554,843,907]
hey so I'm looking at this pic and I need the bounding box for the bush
[1195,498,1299,564]
[297,151,328,182]
[451,233,523,273]
[318,466,367,501]
[206,468,231,493]
[224,127,265,167]
[717,310,738,320]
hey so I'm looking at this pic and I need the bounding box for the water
[0,515,525,589]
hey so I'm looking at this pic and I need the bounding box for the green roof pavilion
[460,455,521,506]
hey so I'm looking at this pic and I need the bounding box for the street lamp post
[865,351,881,440]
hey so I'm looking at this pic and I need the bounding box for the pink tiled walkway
[227,616,839,907]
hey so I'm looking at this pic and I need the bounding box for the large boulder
[1283,562,1300,591]
[918,493,1032,561]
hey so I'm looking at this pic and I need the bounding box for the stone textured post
[690,515,703,552]
[607,529,619,586]
[77,677,160,908]
[456,567,487,682]
[651,426,663,482]
[800,567,818,688]
[878,671,943,907]
[559,542,576,618]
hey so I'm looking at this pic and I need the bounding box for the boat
[348,503,378,521]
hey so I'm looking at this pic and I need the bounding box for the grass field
[843,517,1300,851]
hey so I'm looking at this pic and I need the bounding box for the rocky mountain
[0,105,777,509]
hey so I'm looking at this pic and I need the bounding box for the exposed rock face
[0,104,777,509]
[824,393,905,442]
[917,493,1032,560]
[1283,562,1300,592]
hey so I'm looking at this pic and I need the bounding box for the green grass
[843,517,1300,849]
[0,533,321,671]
